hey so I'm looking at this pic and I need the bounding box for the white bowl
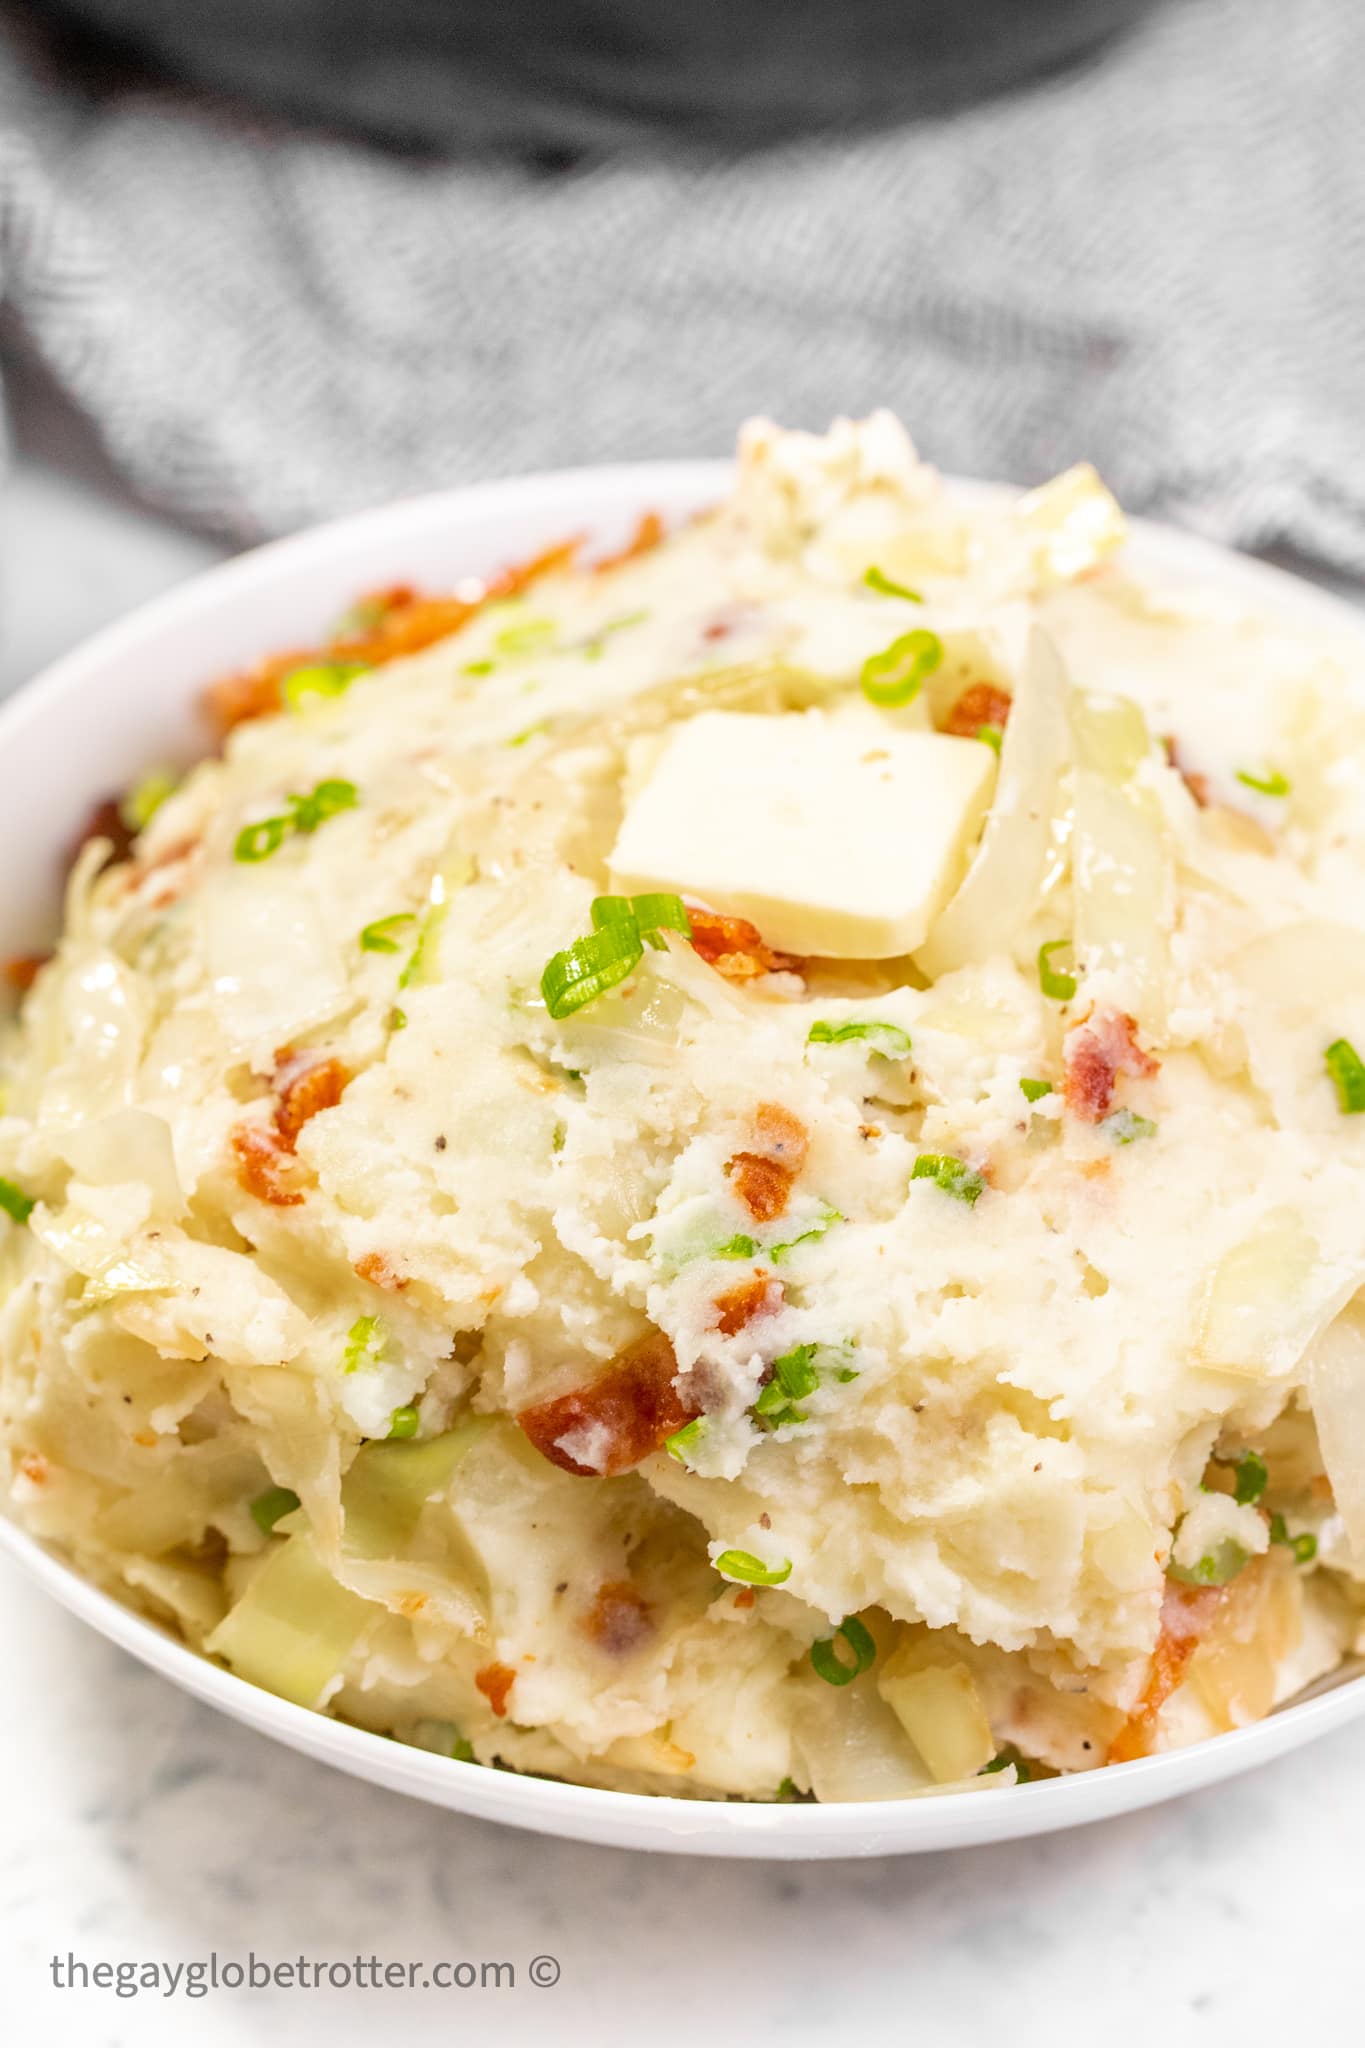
[3,458,1364,1858]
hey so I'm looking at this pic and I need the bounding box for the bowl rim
[3,454,1364,1858]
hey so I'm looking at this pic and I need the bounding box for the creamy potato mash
[5,415,1365,1802]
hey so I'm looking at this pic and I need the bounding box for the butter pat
[608,710,994,958]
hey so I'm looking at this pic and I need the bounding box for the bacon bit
[702,619,733,643]
[726,1152,794,1223]
[713,1274,782,1337]
[230,1122,304,1207]
[274,1054,350,1145]
[4,953,50,993]
[354,1252,409,1292]
[474,1662,517,1719]
[686,908,802,983]
[942,681,1013,738]
[594,510,664,575]
[1109,1584,1222,1763]
[18,1451,49,1486]
[751,1102,809,1170]
[581,1580,654,1654]
[71,796,136,874]
[1164,735,1211,808]
[517,1329,698,1478]
[204,536,582,733]
[733,1586,756,1610]
[1063,1008,1158,1124]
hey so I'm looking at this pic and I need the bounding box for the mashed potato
[5,414,1365,1801]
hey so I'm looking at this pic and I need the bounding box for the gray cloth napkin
[2,0,1364,568]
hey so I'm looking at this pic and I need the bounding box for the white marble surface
[2,377,1363,2046]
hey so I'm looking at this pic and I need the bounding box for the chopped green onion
[863,566,924,603]
[360,913,417,954]
[982,1749,1032,1783]
[1228,1450,1268,1506]
[282,661,368,713]
[119,766,178,833]
[860,628,944,709]
[343,1314,386,1374]
[387,1405,421,1440]
[462,658,495,677]
[665,1417,706,1466]
[507,722,549,748]
[541,896,690,1019]
[975,723,1003,754]
[389,1007,408,1032]
[714,1549,792,1587]
[1236,768,1291,798]
[0,1177,35,1225]
[1168,1537,1249,1588]
[234,815,290,863]
[289,779,359,834]
[1037,939,1077,1002]
[582,609,650,659]
[809,1615,877,1687]
[398,900,449,991]
[1020,1078,1053,1103]
[1269,1512,1317,1564]
[807,1019,913,1058]
[494,616,557,657]
[774,1776,805,1802]
[770,1208,843,1262]
[250,1485,301,1535]
[541,928,642,1018]
[911,1154,985,1205]
[1102,1109,1157,1145]
[407,1719,475,1762]
[713,1234,759,1261]
[1325,1038,1365,1114]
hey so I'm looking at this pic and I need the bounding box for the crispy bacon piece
[230,1123,304,1207]
[474,1662,517,1719]
[593,510,663,574]
[1108,1584,1221,1763]
[1063,1008,1158,1124]
[725,1102,810,1221]
[354,1251,409,1292]
[581,1581,654,1654]
[686,909,801,983]
[942,681,1013,738]
[274,1054,350,1146]
[4,953,50,994]
[1164,735,1210,809]
[205,536,581,733]
[713,1274,783,1337]
[517,1330,698,1478]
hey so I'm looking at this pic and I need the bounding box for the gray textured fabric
[1,0,1363,567]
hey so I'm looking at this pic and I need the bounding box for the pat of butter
[609,710,994,959]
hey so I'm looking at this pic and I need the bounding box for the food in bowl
[4,414,1365,1805]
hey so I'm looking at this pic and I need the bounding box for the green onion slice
[665,1417,706,1466]
[1102,1108,1156,1145]
[1019,1078,1053,1103]
[713,1234,759,1261]
[360,913,417,954]
[250,1485,301,1534]
[541,928,642,1018]
[714,1549,792,1587]
[976,723,1003,754]
[282,661,368,713]
[343,1314,385,1374]
[234,815,290,863]
[1167,1537,1249,1588]
[582,609,650,658]
[0,1177,36,1225]
[1269,1512,1318,1564]
[1326,1038,1365,1114]
[119,767,178,833]
[493,616,557,657]
[1228,1449,1268,1506]
[863,566,924,603]
[387,1405,421,1440]
[289,780,359,833]
[1037,939,1077,1002]
[860,628,944,709]
[770,1208,843,1262]
[807,1019,912,1058]
[810,1615,877,1687]
[911,1154,985,1205]
[1235,767,1291,798]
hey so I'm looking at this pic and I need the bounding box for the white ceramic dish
[3,458,1365,1858]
